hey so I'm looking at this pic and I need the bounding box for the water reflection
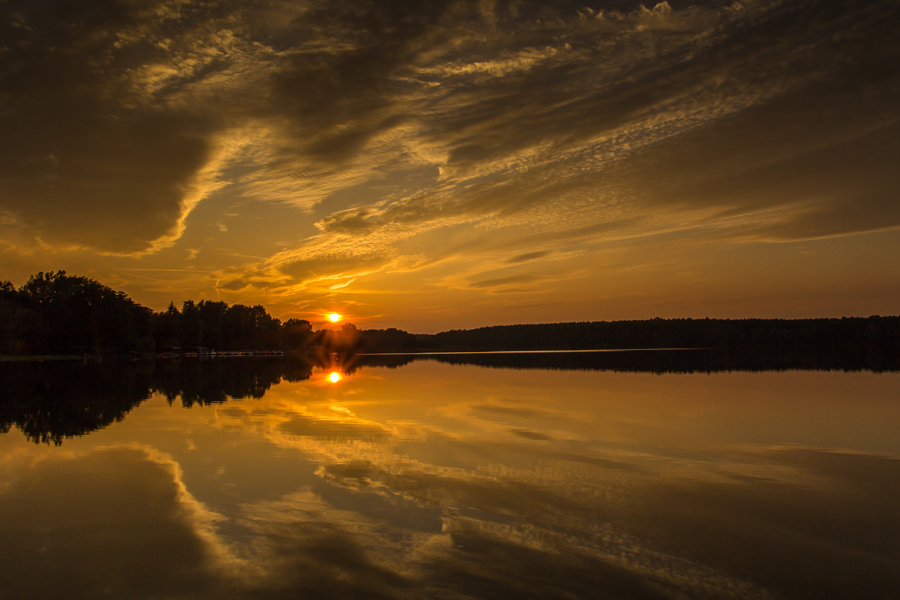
[0,446,227,599]
[0,356,898,599]
[0,354,352,444]
[0,360,153,445]
[1,349,898,448]
[356,347,900,373]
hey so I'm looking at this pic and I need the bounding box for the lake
[1,352,898,599]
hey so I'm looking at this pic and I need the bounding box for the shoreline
[0,354,96,362]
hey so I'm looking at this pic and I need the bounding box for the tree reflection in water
[0,353,336,444]
[1,348,897,446]
[0,360,154,445]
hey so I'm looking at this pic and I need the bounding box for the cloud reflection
[0,445,236,598]
[2,362,899,598]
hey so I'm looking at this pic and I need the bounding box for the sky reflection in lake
[1,358,898,599]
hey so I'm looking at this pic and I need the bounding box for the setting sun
[328,313,342,323]
[328,371,341,383]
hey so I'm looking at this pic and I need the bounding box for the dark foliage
[157,299,284,353]
[413,317,900,353]
[355,327,419,353]
[1,271,154,355]
[358,317,900,372]
[6,272,895,367]
[0,272,339,356]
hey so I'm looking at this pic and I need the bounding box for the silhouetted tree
[155,302,182,350]
[180,300,203,350]
[357,327,418,352]
[198,300,228,349]
[0,281,36,354]
[283,318,314,349]
[13,271,153,355]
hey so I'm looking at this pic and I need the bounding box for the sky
[1,0,898,332]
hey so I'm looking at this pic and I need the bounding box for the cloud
[509,427,553,441]
[3,0,898,304]
[0,0,227,254]
[506,250,551,264]
[468,273,544,289]
[220,0,898,292]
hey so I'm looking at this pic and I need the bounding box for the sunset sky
[1,0,898,332]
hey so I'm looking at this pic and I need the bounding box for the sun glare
[328,371,342,383]
[328,313,342,323]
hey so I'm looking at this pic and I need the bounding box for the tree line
[0,271,357,356]
[2,271,898,359]
[409,317,900,354]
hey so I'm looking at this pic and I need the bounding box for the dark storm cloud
[266,0,622,160]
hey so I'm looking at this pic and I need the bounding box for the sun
[328,371,342,383]
[328,313,342,323]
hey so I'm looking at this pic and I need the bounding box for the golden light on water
[328,372,342,383]
[328,313,342,323]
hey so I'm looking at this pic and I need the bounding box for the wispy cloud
[2,0,898,316]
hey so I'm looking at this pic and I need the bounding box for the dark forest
[2,272,898,362]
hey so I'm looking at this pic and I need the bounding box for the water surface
[1,354,898,599]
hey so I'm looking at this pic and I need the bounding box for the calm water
[1,353,899,599]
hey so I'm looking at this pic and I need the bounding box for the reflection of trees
[0,361,154,445]
[0,352,373,444]
[152,357,286,407]
[282,355,315,382]
[0,356,314,444]
[354,347,900,373]
[3,341,896,446]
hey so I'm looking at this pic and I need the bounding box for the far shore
[0,354,98,362]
